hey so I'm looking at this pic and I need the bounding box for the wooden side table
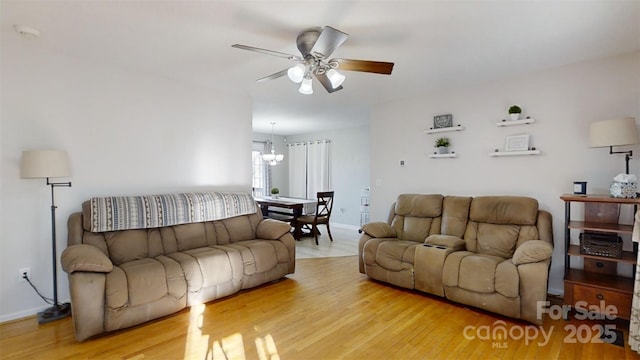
[560,194,639,320]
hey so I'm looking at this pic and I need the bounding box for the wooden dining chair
[296,191,334,245]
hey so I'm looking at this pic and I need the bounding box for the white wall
[1,36,252,321]
[369,52,640,294]
[286,125,370,228]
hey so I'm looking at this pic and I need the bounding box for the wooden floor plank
[2,253,640,359]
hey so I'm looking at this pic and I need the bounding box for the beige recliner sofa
[61,192,295,341]
[359,194,553,324]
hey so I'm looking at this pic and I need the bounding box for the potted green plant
[270,187,280,199]
[508,105,522,121]
[435,137,450,154]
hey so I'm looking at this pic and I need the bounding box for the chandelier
[262,122,284,165]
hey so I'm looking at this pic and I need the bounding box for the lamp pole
[609,147,633,174]
[39,178,72,323]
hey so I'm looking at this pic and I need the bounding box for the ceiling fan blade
[315,72,343,93]
[310,26,348,59]
[332,58,394,75]
[232,44,303,61]
[256,69,289,82]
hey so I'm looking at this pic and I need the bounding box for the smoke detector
[13,25,41,39]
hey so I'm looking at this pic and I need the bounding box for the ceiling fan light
[287,64,305,83]
[327,69,346,88]
[299,77,313,94]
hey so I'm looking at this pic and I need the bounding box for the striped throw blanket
[89,192,256,232]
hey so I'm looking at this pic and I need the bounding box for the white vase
[272,194,279,199]
[438,146,449,154]
[510,113,520,121]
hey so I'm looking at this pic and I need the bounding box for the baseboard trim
[330,223,360,231]
[0,298,71,324]
[1,305,49,324]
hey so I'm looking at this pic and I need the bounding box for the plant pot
[510,113,520,121]
[438,146,449,154]
[272,194,279,199]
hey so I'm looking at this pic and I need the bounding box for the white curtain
[287,140,331,199]
[629,210,640,353]
[307,140,331,199]
[288,142,307,199]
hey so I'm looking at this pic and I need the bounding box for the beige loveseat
[61,192,295,341]
[359,194,553,324]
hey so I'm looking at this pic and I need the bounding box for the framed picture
[573,181,587,195]
[433,114,453,129]
[504,134,530,151]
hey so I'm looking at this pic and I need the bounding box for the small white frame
[504,134,530,151]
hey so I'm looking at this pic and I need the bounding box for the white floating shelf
[429,153,458,158]
[489,150,541,157]
[495,118,536,127]
[424,126,465,134]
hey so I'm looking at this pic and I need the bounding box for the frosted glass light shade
[590,117,639,148]
[20,150,71,178]
[327,69,345,88]
[287,64,305,83]
[299,77,313,95]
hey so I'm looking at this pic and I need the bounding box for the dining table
[254,196,317,240]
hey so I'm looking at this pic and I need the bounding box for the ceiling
[3,1,639,136]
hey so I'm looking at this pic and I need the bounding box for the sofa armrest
[512,240,553,265]
[61,244,113,274]
[256,218,292,240]
[425,234,466,250]
[361,222,396,238]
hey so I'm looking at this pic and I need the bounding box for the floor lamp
[589,117,639,175]
[20,149,72,323]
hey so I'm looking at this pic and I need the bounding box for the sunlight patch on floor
[183,302,280,359]
[255,334,280,360]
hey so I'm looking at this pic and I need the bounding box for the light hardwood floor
[2,252,640,358]
[294,225,360,259]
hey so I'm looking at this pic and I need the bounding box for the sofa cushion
[363,238,419,272]
[469,196,538,225]
[395,194,443,217]
[451,254,519,298]
[361,222,397,238]
[174,223,207,251]
[120,259,169,306]
[105,256,185,309]
[394,216,439,242]
[458,254,502,293]
[62,244,113,274]
[512,240,554,265]
[495,260,519,298]
[227,240,279,275]
[441,196,472,237]
[474,223,519,258]
[105,230,148,265]
[222,215,256,242]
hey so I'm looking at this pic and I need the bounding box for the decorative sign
[504,134,530,151]
[433,114,453,129]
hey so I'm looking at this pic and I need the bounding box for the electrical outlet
[19,268,30,282]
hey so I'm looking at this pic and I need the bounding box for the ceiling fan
[232,26,394,94]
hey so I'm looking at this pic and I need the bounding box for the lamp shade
[299,76,313,95]
[20,150,71,178]
[287,64,305,83]
[327,69,346,89]
[589,117,639,148]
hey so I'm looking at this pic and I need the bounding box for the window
[252,142,269,197]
